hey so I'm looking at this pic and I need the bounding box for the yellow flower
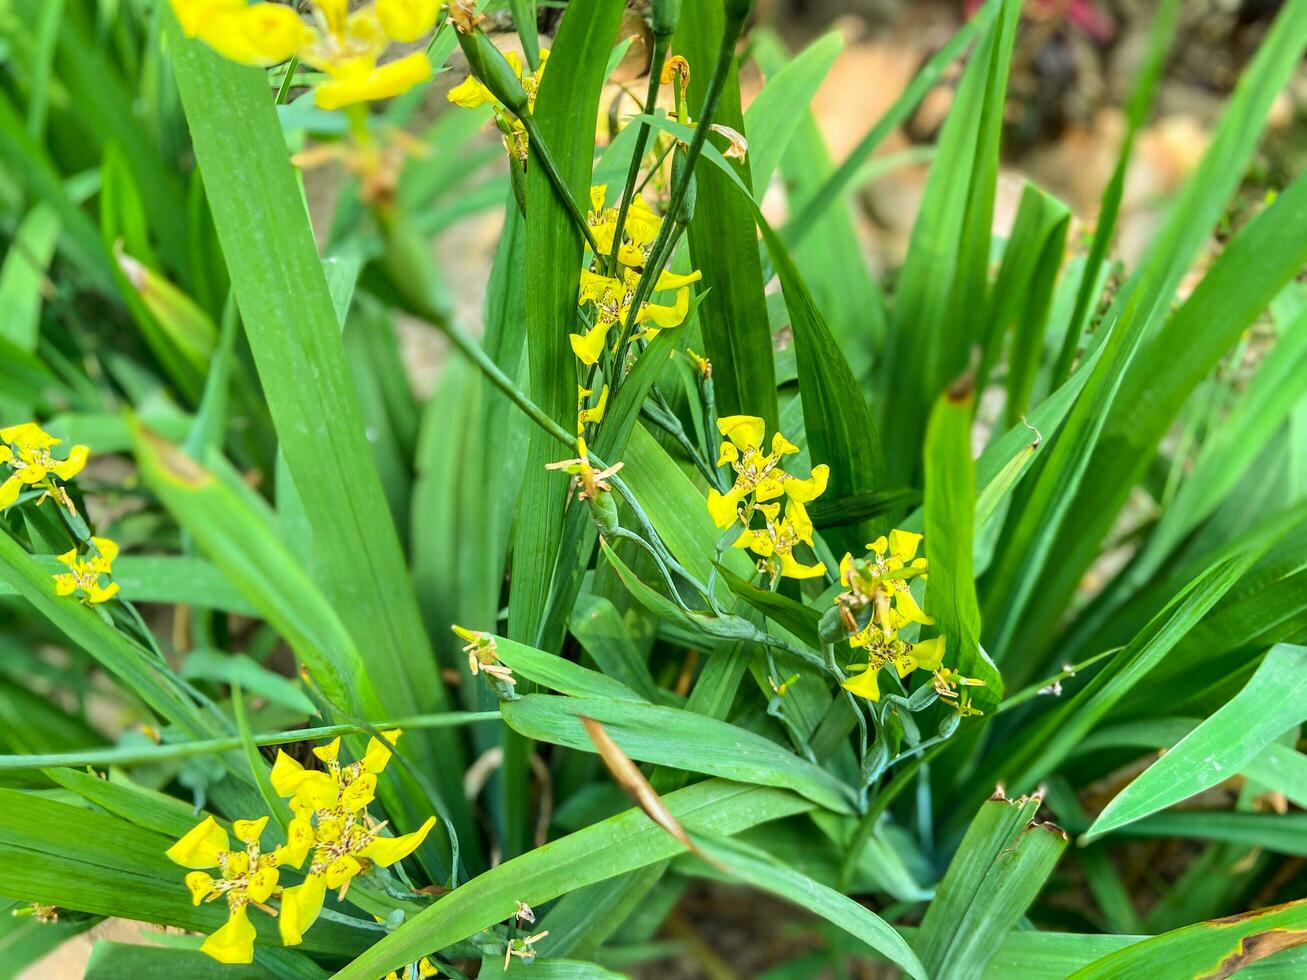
[577,384,609,433]
[167,815,281,964]
[705,416,828,529]
[376,0,441,42]
[841,662,883,702]
[570,268,700,365]
[386,956,442,980]
[171,1,439,108]
[838,529,932,631]
[733,502,826,581]
[52,536,120,605]
[269,731,436,947]
[0,422,88,511]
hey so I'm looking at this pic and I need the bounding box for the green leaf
[501,693,855,813]
[981,182,1070,426]
[983,2,1307,670]
[782,0,1001,244]
[743,32,842,197]
[1051,0,1180,383]
[181,649,316,717]
[1085,644,1307,839]
[673,0,778,429]
[923,382,1002,709]
[0,528,212,738]
[511,0,623,646]
[1070,898,1307,978]
[491,634,647,702]
[690,831,926,978]
[1130,301,1307,583]
[86,941,328,980]
[715,563,821,650]
[167,12,472,850]
[880,0,1021,479]
[331,781,812,979]
[130,423,377,721]
[916,792,1068,980]
[978,549,1258,806]
[569,593,662,703]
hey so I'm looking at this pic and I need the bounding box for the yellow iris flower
[270,730,436,946]
[167,815,282,964]
[706,415,829,529]
[53,536,120,605]
[171,0,440,109]
[0,422,88,511]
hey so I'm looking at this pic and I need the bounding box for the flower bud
[457,32,529,114]
[651,0,682,37]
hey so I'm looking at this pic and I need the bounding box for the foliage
[1,0,1306,975]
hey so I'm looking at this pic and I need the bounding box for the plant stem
[0,711,502,770]
[604,34,670,273]
[610,9,749,368]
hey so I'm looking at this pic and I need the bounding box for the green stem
[996,645,1122,715]
[604,34,670,273]
[0,711,501,770]
[520,112,603,257]
[609,9,748,367]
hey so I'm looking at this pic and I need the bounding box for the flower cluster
[271,732,435,946]
[53,536,120,605]
[836,530,981,708]
[706,416,829,581]
[171,0,439,110]
[166,730,434,964]
[448,49,549,160]
[0,422,87,512]
[569,186,701,369]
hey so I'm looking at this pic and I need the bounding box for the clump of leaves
[2,0,1307,976]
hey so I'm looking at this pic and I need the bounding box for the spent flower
[448,49,549,160]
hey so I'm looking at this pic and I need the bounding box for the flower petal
[201,904,256,964]
[279,874,327,947]
[360,815,436,866]
[166,816,229,869]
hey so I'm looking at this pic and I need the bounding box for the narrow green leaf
[491,634,647,702]
[331,781,812,979]
[690,831,926,978]
[502,693,855,814]
[1070,898,1307,979]
[917,792,1069,980]
[673,0,778,429]
[511,0,623,646]
[166,12,471,846]
[742,32,842,196]
[1086,644,1307,839]
[923,381,1002,708]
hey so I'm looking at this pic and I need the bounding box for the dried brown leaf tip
[1203,928,1307,980]
[579,715,722,871]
